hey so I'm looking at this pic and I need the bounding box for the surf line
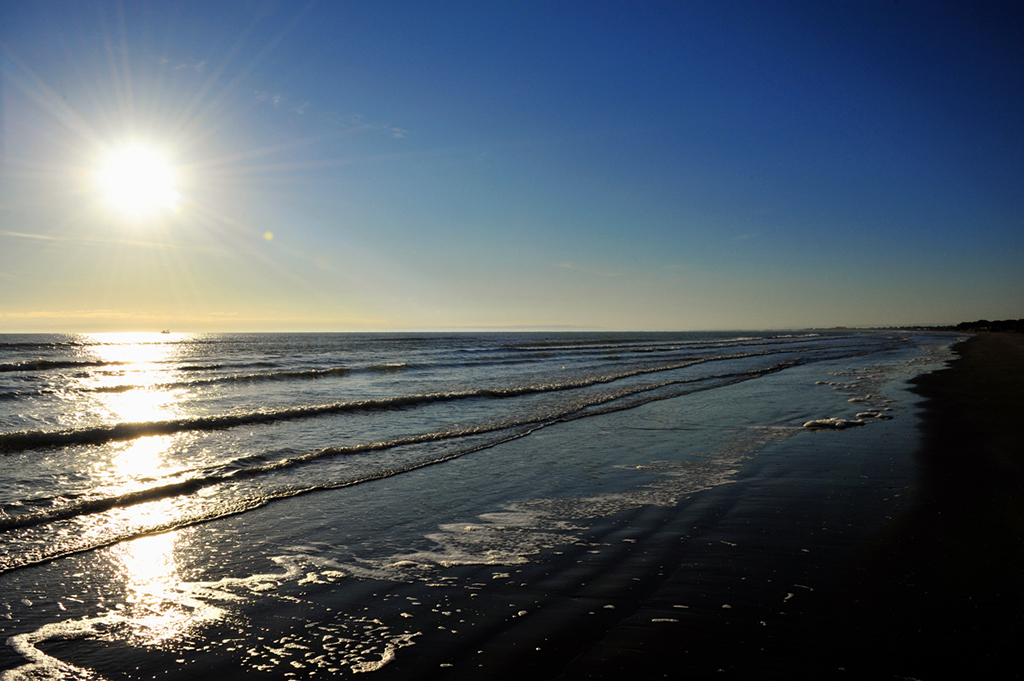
[0,359,813,574]
[0,347,808,454]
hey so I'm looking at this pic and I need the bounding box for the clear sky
[1,1,1022,332]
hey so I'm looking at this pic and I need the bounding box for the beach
[5,3,1023,678]
[2,330,1012,679]
[837,331,1024,677]
[557,331,1024,679]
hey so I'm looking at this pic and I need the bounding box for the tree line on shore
[945,319,1024,332]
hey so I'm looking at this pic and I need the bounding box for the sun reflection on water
[110,435,177,480]
[73,333,198,493]
[82,332,190,424]
[74,335,222,646]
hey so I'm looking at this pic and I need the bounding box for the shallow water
[0,330,960,679]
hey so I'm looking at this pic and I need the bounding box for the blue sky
[1,1,1022,331]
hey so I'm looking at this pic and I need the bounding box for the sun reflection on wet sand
[109,528,209,646]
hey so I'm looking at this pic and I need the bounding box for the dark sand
[837,332,1024,677]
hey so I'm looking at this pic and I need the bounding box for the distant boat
[161,330,170,334]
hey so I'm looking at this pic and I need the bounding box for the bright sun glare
[97,145,181,218]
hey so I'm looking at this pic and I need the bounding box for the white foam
[856,412,893,420]
[802,418,865,430]
[0,551,376,681]
[370,427,794,577]
[241,616,418,675]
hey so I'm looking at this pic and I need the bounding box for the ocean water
[0,331,959,679]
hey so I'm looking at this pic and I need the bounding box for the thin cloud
[0,309,143,320]
[0,230,58,241]
[159,56,207,72]
[0,309,389,327]
[247,91,409,137]
[553,262,622,278]
[1,229,230,254]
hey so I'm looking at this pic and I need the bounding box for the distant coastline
[815,318,1024,333]
[940,318,1024,332]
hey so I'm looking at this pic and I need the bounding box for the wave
[0,348,786,454]
[0,359,130,373]
[0,332,928,575]
[0,422,548,574]
[484,335,865,367]
[0,340,896,455]
[0,359,804,570]
[1,334,881,398]
[0,356,283,377]
[86,365,355,393]
[0,330,932,578]
[0,338,83,350]
[177,363,228,372]
[505,333,844,353]
[366,362,411,372]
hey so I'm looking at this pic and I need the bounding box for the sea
[0,330,961,679]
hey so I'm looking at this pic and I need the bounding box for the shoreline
[556,332,1023,679]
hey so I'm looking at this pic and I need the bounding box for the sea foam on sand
[802,417,865,430]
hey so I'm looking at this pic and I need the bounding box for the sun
[97,145,181,218]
